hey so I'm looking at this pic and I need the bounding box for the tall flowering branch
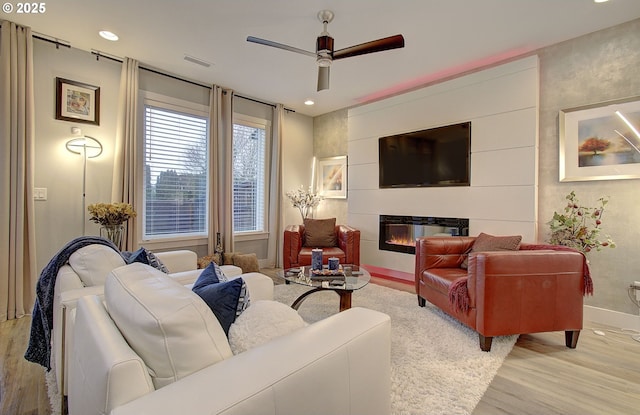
[285,186,323,221]
[548,191,615,255]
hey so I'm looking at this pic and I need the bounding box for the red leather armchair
[415,237,585,352]
[283,224,360,270]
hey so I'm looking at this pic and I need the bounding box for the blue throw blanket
[24,236,121,369]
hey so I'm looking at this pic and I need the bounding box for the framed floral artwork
[559,96,640,182]
[55,77,100,125]
[317,156,347,199]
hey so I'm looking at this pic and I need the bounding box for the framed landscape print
[55,77,100,125]
[317,156,347,199]
[559,96,640,182]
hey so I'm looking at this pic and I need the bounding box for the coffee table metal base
[290,287,353,312]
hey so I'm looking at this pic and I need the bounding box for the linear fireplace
[379,215,469,254]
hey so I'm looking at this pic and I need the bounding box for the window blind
[144,105,208,237]
[233,123,266,233]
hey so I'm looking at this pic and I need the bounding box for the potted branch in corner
[547,191,615,255]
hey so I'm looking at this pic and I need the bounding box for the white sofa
[51,245,272,398]
[68,263,391,415]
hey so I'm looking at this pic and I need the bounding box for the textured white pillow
[69,244,126,286]
[105,263,232,389]
[228,300,306,355]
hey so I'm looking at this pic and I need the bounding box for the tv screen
[378,122,471,188]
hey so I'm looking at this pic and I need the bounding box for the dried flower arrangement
[548,191,615,254]
[87,202,137,227]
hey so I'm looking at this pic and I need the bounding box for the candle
[328,257,339,270]
[311,249,323,270]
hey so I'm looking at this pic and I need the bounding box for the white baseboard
[584,305,640,331]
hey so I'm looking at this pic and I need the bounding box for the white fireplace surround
[347,56,539,280]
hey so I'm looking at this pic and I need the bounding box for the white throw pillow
[228,300,306,355]
[104,263,232,389]
[69,244,126,286]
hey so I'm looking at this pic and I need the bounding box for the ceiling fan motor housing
[316,35,334,66]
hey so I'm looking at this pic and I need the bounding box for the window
[142,99,208,239]
[233,116,269,234]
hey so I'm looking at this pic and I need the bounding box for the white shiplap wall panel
[471,107,537,152]
[472,147,536,186]
[347,56,539,278]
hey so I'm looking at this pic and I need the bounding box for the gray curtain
[267,104,284,267]
[111,57,139,251]
[208,86,235,254]
[0,21,37,321]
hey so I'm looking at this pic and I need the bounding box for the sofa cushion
[303,217,337,247]
[192,262,250,335]
[461,232,522,269]
[228,300,306,355]
[233,252,260,273]
[69,244,126,286]
[104,263,232,389]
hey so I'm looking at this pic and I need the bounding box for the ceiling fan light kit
[247,9,404,92]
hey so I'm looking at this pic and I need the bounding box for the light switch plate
[34,187,47,201]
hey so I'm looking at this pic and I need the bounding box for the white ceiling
[5,0,640,117]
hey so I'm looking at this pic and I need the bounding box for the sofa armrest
[283,225,304,269]
[111,307,391,415]
[337,225,361,266]
[69,296,155,415]
[53,285,107,395]
[472,250,584,336]
[154,250,197,273]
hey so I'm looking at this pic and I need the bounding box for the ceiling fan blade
[317,66,330,91]
[246,36,316,58]
[333,34,405,60]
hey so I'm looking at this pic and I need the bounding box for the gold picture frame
[317,156,347,199]
[559,96,640,182]
[55,77,100,125]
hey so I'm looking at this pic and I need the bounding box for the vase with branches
[286,186,323,222]
[547,191,615,255]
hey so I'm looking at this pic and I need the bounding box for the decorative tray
[311,268,345,277]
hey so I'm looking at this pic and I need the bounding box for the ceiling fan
[247,10,405,91]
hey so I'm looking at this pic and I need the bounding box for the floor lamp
[66,135,103,234]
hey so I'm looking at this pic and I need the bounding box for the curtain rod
[85,49,295,112]
[17,28,296,112]
[6,28,295,112]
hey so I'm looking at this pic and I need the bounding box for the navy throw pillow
[124,247,169,273]
[192,262,249,336]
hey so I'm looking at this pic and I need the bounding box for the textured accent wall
[538,18,640,315]
[313,109,348,224]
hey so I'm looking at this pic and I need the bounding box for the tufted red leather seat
[415,236,585,351]
[283,224,360,270]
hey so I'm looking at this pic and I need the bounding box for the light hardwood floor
[2,276,639,415]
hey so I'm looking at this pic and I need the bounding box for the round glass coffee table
[280,265,371,312]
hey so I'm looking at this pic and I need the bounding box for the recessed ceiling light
[99,30,119,41]
[304,100,315,106]
[594,0,609,3]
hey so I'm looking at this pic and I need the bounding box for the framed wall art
[559,96,640,182]
[317,156,347,199]
[55,77,100,125]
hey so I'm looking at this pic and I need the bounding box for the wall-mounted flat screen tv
[379,121,471,188]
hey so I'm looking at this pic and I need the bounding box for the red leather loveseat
[415,236,587,351]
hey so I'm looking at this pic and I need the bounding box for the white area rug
[274,283,517,415]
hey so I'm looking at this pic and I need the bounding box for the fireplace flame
[386,236,416,247]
